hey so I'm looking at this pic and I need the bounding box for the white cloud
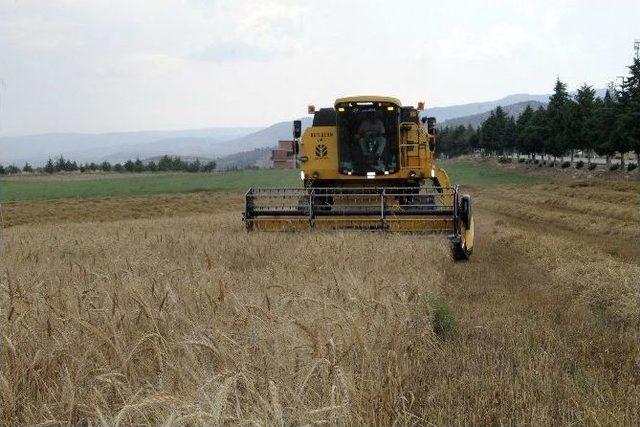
[0,14,85,52]
[190,0,308,62]
[1,0,638,134]
[435,25,535,61]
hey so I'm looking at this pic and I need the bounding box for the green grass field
[443,158,546,186]
[0,170,301,202]
[0,160,544,202]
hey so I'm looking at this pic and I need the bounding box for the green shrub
[561,161,570,168]
[627,163,637,172]
[498,157,513,164]
[549,162,555,167]
[576,160,584,169]
[609,164,619,171]
[534,159,540,165]
[518,158,526,163]
[588,163,597,170]
[430,297,456,337]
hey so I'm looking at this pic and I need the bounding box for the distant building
[271,140,295,169]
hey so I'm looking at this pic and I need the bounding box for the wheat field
[2,178,639,425]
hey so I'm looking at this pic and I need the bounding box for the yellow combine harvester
[243,96,474,259]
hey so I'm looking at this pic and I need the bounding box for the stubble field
[1,164,639,425]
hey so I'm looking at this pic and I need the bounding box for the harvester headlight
[384,170,389,175]
[338,107,345,112]
[387,106,394,111]
[300,171,305,180]
[367,171,376,179]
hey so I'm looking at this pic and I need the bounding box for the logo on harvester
[315,144,328,159]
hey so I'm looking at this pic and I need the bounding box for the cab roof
[334,96,402,106]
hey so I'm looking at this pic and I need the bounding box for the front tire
[452,195,474,260]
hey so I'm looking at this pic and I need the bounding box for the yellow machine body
[243,96,474,259]
[301,96,445,186]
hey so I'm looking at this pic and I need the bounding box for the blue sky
[1,0,638,135]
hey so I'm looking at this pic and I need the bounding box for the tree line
[0,155,217,175]
[437,55,640,169]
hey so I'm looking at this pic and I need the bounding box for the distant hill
[208,117,312,169]
[222,117,312,152]
[1,90,607,166]
[0,127,261,166]
[142,155,215,164]
[424,94,550,122]
[423,89,605,122]
[439,100,546,129]
[215,147,273,170]
[215,117,313,169]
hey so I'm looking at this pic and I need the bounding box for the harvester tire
[452,194,473,260]
[459,194,472,229]
[452,241,468,260]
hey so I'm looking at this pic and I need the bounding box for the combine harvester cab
[243,96,474,260]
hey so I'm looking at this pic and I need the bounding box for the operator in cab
[357,110,387,169]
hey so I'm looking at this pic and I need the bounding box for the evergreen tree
[113,163,124,172]
[594,91,619,167]
[546,78,572,162]
[171,156,186,171]
[516,105,534,157]
[574,84,597,165]
[158,155,172,171]
[45,158,56,174]
[528,107,549,158]
[22,163,34,173]
[55,156,66,172]
[124,159,136,172]
[186,158,202,172]
[100,161,112,172]
[201,160,217,172]
[0,165,5,175]
[6,165,20,174]
[134,158,145,172]
[481,110,502,154]
[479,106,516,155]
[504,116,517,155]
[146,161,158,172]
[563,100,581,164]
[618,57,640,169]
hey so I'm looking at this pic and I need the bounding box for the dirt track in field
[2,178,639,425]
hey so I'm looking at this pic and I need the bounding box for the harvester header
[243,96,474,259]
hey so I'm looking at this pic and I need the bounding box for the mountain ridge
[1,91,606,166]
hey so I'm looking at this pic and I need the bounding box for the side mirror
[293,120,301,139]
[426,117,436,133]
